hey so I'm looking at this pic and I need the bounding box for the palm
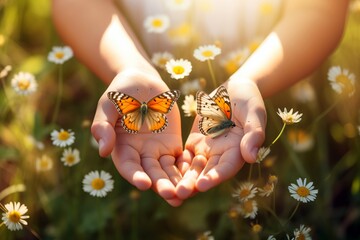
[91,70,185,206]
[176,80,266,199]
[176,116,245,199]
[111,105,184,206]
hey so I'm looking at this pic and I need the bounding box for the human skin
[52,0,349,206]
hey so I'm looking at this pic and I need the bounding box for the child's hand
[176,79,266,199]
[91,70,184,206]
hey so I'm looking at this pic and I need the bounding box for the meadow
[1,1,360,239]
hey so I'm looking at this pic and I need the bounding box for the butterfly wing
[199,116,232,138]
[145,110,168,133]
[147,90,181,113]
[212,86,232,119]
[121,110,144,133]
[145,90,180,132]
[196,86,235,138]
[196,90,227,120]
[107,91,143,133]
[107,91,142,115]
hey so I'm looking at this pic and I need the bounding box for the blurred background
[1,0,360,239]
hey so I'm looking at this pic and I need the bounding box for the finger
[239,98,266,163]
[91,94,119,157]
[165,198,183,207]
[159,155,182,187]
[142,157,177,200]
[240,106,266,163]
[175,149,194,175]
[175,154,207,200]
[112,144,152,190]
[196,148,245,192]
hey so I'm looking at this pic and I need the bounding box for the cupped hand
[176,79,267,200]
[91,70,184,206]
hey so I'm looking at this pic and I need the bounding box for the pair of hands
[91,70,266,207]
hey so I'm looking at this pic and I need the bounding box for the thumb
[91,94,118,157]
[240,101,266,163]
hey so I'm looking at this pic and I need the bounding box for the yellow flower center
[263,183,273,192]
[40,159,50,169]
[243,200,254,213]
[151,19,163,28]
[296,233,305,240]
[8,211,21,223]
[252,224,262,233]
[239,189,251,198]
[201,50,214,58]
[336,74,354,94]
[17,78,31,90]
[91,178,105,190]
[58,131,70,141]
[55,51,65,59]
[260,3,274,15]
[66,155,75,164]
[169,23,191,38]
[224,60,239,75]
[172,66,185,74]
[296,186,310,197]
[159,58,169,67]
[288,129,310,143]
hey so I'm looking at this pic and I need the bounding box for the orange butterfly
[107,90,180,133]
[196,86,235,138]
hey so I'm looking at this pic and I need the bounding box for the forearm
[231,0,349,98]
[51,0,154,84]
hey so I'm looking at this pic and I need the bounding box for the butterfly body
[197,86,235,138]
[108,90,180,133]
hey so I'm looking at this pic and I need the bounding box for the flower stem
[207,59,217,88]
[287,202,300,223]
[270,122,286,147]
[52,65,63,124]
[248,164,253,181]
[309,98,340,132]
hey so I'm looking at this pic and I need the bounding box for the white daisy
[165,0,191,11]
[168,22,193,45]
[196,230,214,240]
[327,66,356,96]
[151,51,174,69]
[277,108,303,125]
[180,78,202,95]
[11,72,37,95]
[61,148,80,167]
[294,225,312,240]
[267,235,276,240]
[35,154,53,172]
[143,14,170,33]
[193,44,221,62]
[220,47,250,75]
[291,80,316,103]
[256,147,271,163]
[82,170,114,197]
[258,182,274,197]
[236,200,258,219]
[288,178,318,203]
[48,46,73,64]
[232,182,258,202]
[50,128,75,147]
[1,202,29,231]
[181,95,197,117]
[287,129,314,152]
[165,58,192,80]
[0,65,12,79]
